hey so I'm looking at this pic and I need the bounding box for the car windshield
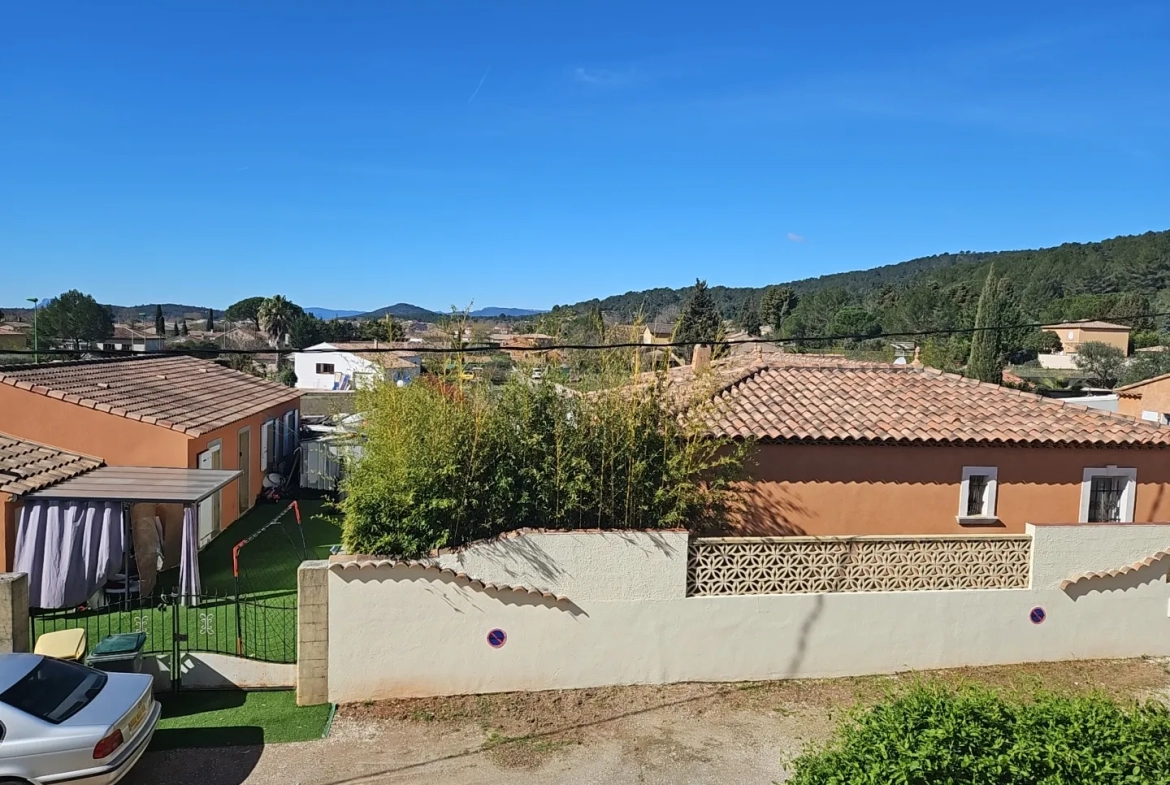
[0,657,107,724]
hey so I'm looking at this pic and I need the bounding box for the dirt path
[126,658,1170,785]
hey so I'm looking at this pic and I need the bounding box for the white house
[293,342,421,390]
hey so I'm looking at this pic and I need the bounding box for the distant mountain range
[468,307,545,317]
[3,301,544,325]
[358,303,442,321]
[303,307,365,320]
[355,304,544,320]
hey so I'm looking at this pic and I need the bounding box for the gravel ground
[123,658,1170,785]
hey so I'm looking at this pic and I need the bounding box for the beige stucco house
[1042,320,1130,355]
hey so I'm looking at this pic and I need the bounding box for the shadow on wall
[470,534,567,585]
[784,541,859,676]
[1063,561,1170,601]
[718,481,811,536]
[344,567,587,617]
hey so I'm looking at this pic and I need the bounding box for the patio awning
[24,466,242,504]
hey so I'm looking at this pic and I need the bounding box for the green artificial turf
[32,499,343,664]
[150,690,332,749]
[160,498,343,597]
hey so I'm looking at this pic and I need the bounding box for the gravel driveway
[123,658,1170,785]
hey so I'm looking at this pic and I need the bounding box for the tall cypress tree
[674,279,722,350]
[206,308,215,332]
[153,305,165,336]
[967,265,1003,384]
[737,297,762,337]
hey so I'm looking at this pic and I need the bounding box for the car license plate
[127,700,147,734]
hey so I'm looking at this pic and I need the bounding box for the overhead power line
[0,313,1160,358]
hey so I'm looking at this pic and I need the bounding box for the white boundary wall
[319,524,1170,702]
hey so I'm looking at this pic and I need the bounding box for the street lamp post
[26,298,38,363]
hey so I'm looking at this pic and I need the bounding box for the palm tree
[258,296,296,347]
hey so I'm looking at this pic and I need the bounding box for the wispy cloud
[468,65,491,103]
[787,232,806,243]
[573,66,635,87]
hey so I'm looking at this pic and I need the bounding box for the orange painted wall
[0,384,188,467]
[1118,376,1170,419]
[728,443,1170,536]
[184,400,300,524]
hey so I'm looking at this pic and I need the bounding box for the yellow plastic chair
[33,628,88,661]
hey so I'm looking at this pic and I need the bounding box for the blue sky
[2,1,1168,312]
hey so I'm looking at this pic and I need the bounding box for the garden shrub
[341,370,749,556]
[789,683,1170,785]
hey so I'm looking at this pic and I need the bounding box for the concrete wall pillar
[0,574,29,653]
[296,560,330,706]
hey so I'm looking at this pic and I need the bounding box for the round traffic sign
[487,628,507,648]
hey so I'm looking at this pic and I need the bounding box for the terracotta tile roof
[353,352,418,370]
[1060,548,1170,591]
[698,363,1170,447]
[0,433,102,496]
[1115,371,1170,395]
[1042,320,1130,331]
[327,341,419,353]
[329,558,571,603]
[0,355,301,437]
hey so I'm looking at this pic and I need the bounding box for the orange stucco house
[696,359,1170,536]
[1116,372,1170,424]
[0,356,301,568]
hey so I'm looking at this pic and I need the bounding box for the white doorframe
[197,440,223,546]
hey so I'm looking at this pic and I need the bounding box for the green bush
[341,372,749,556]
[789,684,1170,785]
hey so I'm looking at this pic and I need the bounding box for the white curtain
[14,501,123,609]
[178,504,201,606]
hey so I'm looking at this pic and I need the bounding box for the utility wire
[0,312,1161,358]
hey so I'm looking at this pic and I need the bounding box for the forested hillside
[562,230,1170,332]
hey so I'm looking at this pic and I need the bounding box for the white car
[0,653,160,784]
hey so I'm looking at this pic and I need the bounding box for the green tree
[360,315,405,343]
[258,295,300,347]
[760,286,798,333]
[288,314,324,349]
[1075,341,1127,387]
[180,318,189,336]
[967,266,1003,384]
[205,308,215,332]
[674,279,722,350]
[153,305,165,336]
[224,296,265,331]
[275,360,297,387]
[827,306,879,344]
[1121,350,1170,386]
[737,298,761,337]
[223,351,260,376]
[1006,328,1063,364]
[171,321,179,338]
[38,290,115,350]
[320,318,358,342]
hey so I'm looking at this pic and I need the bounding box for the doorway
[197,440,222,546]
[237,427,252,515]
